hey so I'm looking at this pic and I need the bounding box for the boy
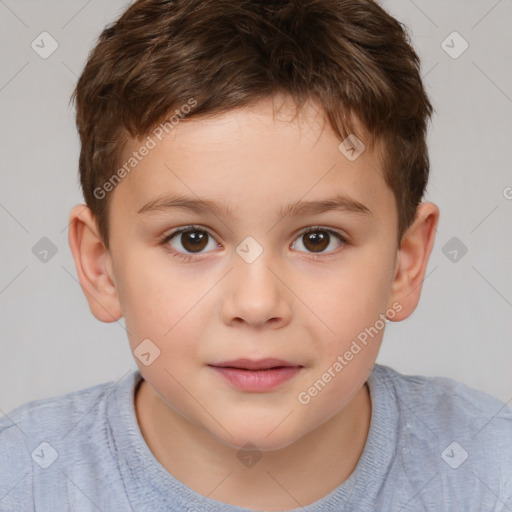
[1,0,511,510]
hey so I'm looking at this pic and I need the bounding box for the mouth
[208,358,303,392]
[209,358,303,371]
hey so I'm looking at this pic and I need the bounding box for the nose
[221,249,292,329]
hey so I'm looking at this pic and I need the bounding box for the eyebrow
[137,193,372,219]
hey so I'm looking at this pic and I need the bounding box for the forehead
[110,97,394,225]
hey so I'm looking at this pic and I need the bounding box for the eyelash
[158,225,348,262]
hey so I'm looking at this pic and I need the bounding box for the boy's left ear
[387,202,440,321]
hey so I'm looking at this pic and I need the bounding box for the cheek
[114,250,209,352]
[306,249,393,359]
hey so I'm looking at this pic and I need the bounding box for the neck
[134,379,371,510]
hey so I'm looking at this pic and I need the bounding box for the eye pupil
[304,231,329,253]
[182,230,208,252]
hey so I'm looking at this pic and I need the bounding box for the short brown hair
[72,0,433,249]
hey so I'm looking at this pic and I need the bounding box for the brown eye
[179,230,209,252]
[302,231,329,252]
[167,227,218,255]
[292,228,345,255]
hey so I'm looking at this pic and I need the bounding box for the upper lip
[209,358,302,370]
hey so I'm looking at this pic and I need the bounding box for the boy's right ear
[68,204,123,323]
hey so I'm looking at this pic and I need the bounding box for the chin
[210,423,306,453]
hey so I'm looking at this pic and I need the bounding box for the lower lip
[209,366,302,392]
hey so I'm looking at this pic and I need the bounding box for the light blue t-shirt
[1,364,511,511]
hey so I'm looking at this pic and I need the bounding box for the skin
[68,94,439,510]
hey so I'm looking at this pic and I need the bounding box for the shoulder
[0,377,129,510]
[372,364,512,509]
[0,379,117,440]
[373,363,512,434]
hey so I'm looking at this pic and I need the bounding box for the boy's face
[73,96,437,451]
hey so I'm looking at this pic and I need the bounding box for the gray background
[0,0,511,413]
